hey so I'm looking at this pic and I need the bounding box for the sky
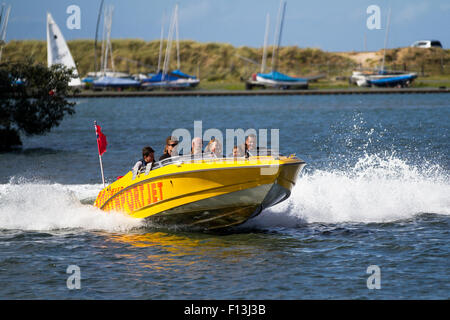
[5,0,450,52]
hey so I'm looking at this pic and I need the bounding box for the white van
[411,40,443,48]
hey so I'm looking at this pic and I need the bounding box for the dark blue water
[0,94,449,299]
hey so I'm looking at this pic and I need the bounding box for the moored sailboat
[87,4,139,89]
[46,12,82,87]
[141,4,200,90]
[246,0,309,90]
[350,8,417,88]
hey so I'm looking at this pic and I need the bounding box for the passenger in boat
[227,145,239,158]
[191,137,203,158]
[232,145,239,157]
[204,137,215,153]
[210,140,222,158]
[159,136,178,161]
[133,146,155,172]
[237,134,257,158]
[204,137,222,158]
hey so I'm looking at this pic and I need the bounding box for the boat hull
[247,75,308,90]
[94,156,305,230]
[141,78,200,90]
[351,71,418,88]
[367,73,417,87]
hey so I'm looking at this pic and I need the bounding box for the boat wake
[0,179,143,232]
[1,154,449,232]
[245,153,450,228]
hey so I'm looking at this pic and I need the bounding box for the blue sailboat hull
[257,71,308,83]
[141,71,200,89]
[93,76,141,88]
[247,71,308,89]
[368,74,417,87]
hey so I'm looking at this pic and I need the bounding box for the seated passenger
[191,137,203,156]
[237,134,257,158]
[159,136,178,161]
[230,145,239,157]
[205,138,222,158]
[204,137,215,154]
[133,146,155,172]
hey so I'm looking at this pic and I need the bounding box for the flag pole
[98,151,105,188]
[94,121,106,187]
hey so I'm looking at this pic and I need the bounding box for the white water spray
[1,153,448,231]
[249,153,450,228]
[0,180,143,232]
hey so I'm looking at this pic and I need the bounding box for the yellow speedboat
[94,153,305,230]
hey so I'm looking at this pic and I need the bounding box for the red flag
[95,124,107,156]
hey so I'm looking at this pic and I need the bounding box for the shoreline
[73,87,450,98]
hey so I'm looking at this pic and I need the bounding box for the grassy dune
[2,39,449,88]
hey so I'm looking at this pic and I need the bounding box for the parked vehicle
[411,40,443,48]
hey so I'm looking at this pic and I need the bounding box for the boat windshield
[152,148,282,170]
[131,149,291,179]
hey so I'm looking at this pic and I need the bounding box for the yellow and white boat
[94,152,305,230]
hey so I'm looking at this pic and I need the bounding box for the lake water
[0,94,449,299]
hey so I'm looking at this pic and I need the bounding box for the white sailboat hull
[351,71,417,87]
[255,75,307,87]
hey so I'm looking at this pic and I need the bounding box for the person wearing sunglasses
[159,136,178,161]
[133,146,155,173]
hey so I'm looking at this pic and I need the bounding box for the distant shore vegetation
[3,39,449,76]
[2,39,449,89]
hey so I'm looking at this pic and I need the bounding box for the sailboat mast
[102,5,114,73]
[271,2,281,72]
[109,6,115,71]
[0,4,11,62]
[108,7,115,72]
[102,9,109,73]
[261,13,270,74]
[100,6,107,75]
[271,0,286,72]
[381,7,391,72]
[162,5,176,81]
[157,10,165,72]
[0,5,4,26]
[175,4,180,70]
[93,0,104,75]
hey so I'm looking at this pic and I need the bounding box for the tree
[0,59,78,151]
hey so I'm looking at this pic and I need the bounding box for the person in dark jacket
[159,136,178,161]
[133,146,155,172]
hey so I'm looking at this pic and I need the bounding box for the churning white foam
[0,179,143,232]
[2,154,449,231]
[250,154,450,227]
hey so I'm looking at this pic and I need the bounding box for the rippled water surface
[0,94,449,299]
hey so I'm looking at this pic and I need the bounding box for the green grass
[3,39,449,90]
[198,80,246,90]
[309,80,352,89]
[413,80,450,88]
